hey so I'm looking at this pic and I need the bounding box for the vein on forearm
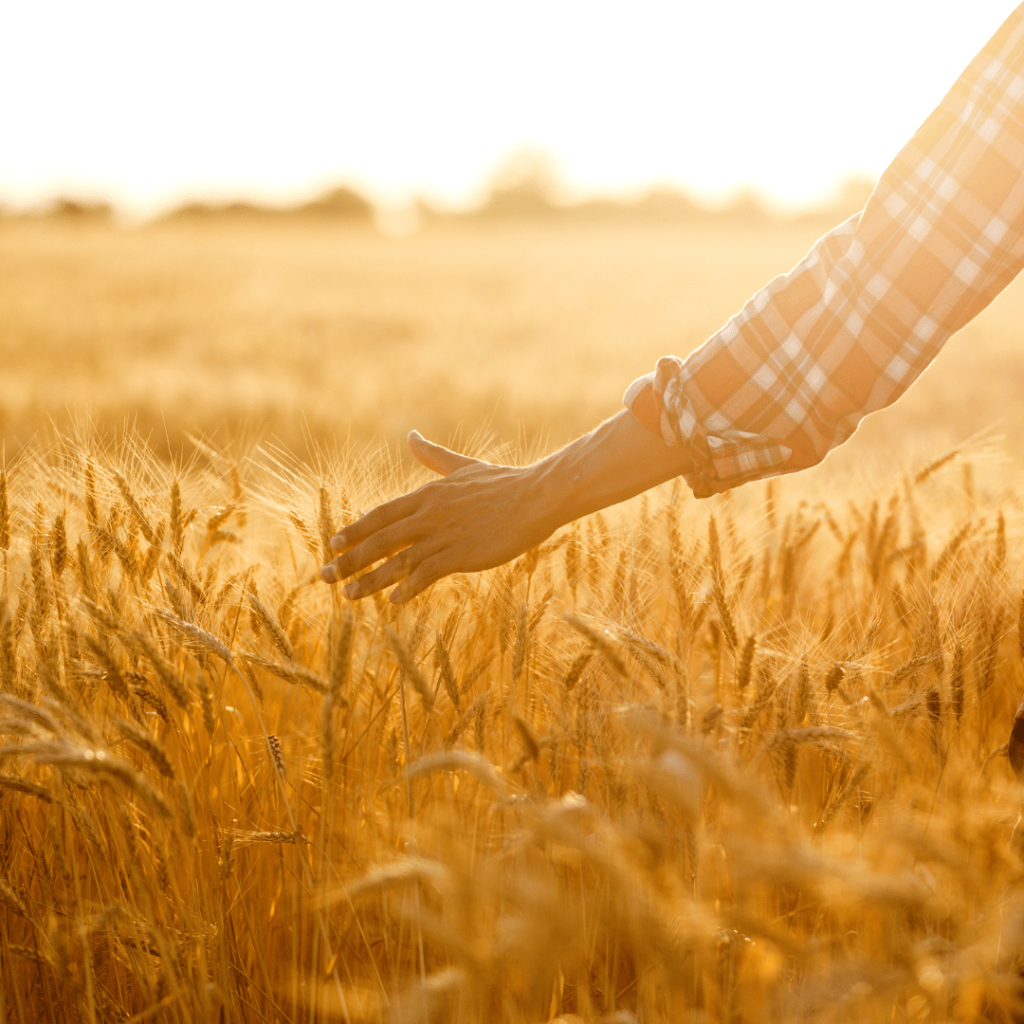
[527,411,695,531]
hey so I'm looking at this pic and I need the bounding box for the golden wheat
[3,222,1024,1020]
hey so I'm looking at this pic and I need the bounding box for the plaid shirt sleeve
[625,4,1024,498]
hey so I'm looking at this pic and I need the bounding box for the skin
[320,409,695,604]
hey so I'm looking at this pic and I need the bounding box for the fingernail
[320,565,337,584]
[343,582,360,599]
[330,533,346,552]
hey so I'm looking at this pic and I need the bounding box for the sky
[1,1,1019,218]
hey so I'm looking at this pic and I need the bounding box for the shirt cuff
[623,365,792,499]
[622,374,664,438]
[622,371,722,498]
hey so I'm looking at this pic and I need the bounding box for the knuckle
[336,549,360,575]
[373,549,414,588]
[362,571,385,594]
[371,527,399,559]
[416,554,445,584]
[415,480,441,505]
[362,507,387,534]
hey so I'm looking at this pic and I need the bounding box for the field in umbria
[4,215,1024,1023]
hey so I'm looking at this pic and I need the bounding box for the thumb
[407,430,480,477]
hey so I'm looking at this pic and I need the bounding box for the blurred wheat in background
[3,207,1024,1023]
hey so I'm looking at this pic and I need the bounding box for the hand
[319,411,695,603]
[319,431,560,604]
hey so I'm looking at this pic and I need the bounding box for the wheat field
[2,218,1024,1023]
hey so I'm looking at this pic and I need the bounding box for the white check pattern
[625,4,1024,497]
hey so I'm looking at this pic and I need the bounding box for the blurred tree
[478,148,562,217]
[47,198,113,221]
[296,186,374,220]
[162,185,374,223]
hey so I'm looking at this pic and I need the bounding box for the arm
[627,5,1024,497]
[323,6,1024,602]
[320,411,693,603]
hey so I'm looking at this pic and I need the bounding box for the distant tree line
[0,154,875,229]
[431,150,876,226]
[161,186,374,223]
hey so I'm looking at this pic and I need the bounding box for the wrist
[519,410,695,532]
[517,457,578,539]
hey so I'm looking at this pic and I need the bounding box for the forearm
[522,410,695,532]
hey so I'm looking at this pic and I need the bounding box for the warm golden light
[1,0,1014,216]
[4,4,1024,1021]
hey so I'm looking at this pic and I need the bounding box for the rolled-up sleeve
[626,4,1024,498]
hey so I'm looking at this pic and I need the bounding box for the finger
[407,430,479,478]
[389,553,449,604]
[342,544,432,600]
[322,516,419,584]
[328,492,419,556]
